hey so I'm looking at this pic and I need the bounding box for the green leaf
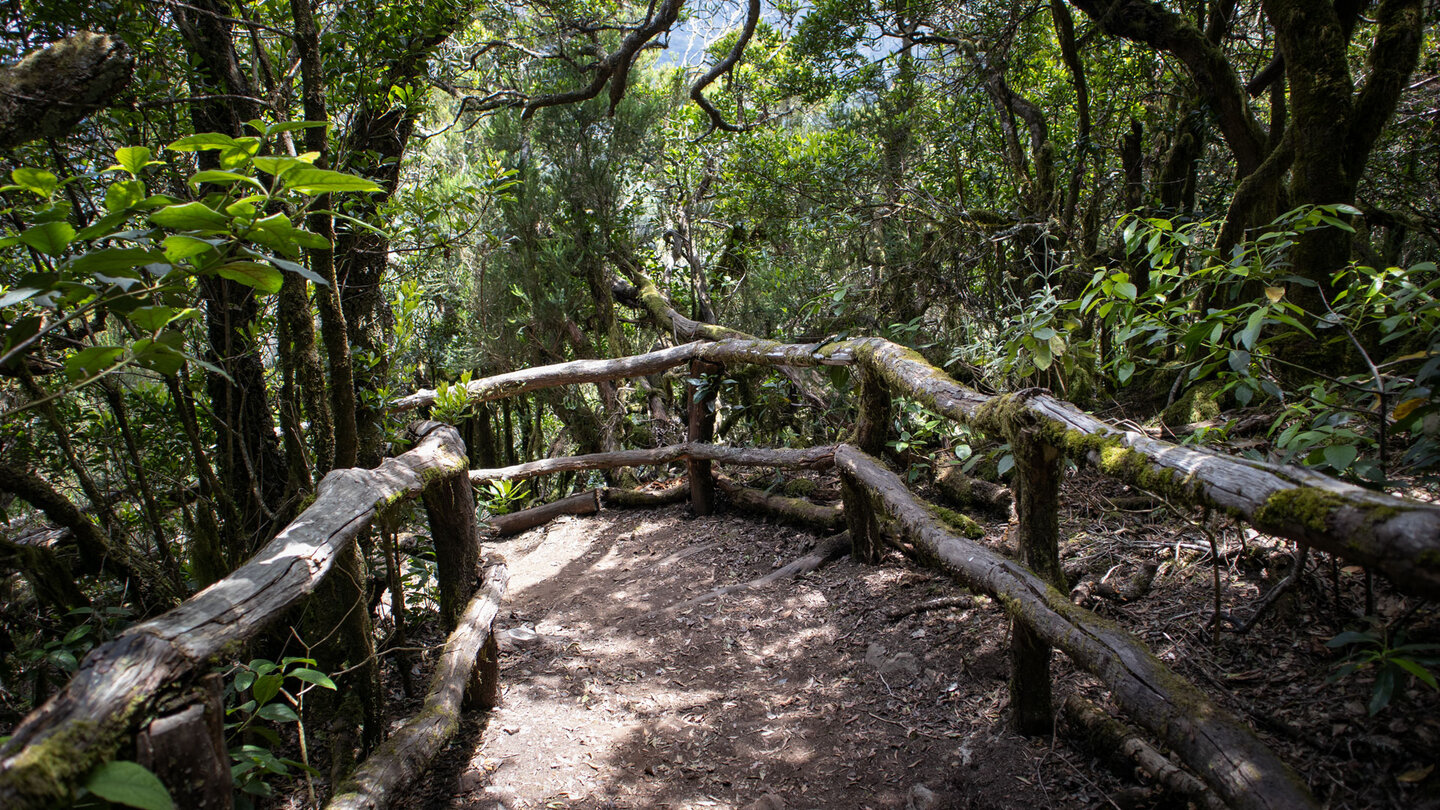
[1323,444,1358,471]
[283,167,381,194]
[67,248,166,275]
[85,761,174,810]
[1116,360,1135,385]
[1113,281,1137,301]
[1391,658,1438,690]
[189,170,265,191]
[163,234,221,263]
[132,336,186,376]
[234,670,256,693]
[167,133,239,152]
[113,147,155,176]
[256,703,300,723]
[1239,308,1266,350]
[1369,667,1396,715]
[149,202,231,232]
[12,167,58,197]
[252,672,282,705]
[214,261,283,294]
[1032,339,1052,371]
[18,221,75,257]
[129,306,185,332]
[105,179,147,212]
[288,668,337,689]
[252,156,305,179]
[64,345,125,381]
[217,138,262,170]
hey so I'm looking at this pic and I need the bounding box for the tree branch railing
[0,422,492,810]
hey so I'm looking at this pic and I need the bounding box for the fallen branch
[326,561,509,810]
[648,532,851,616]
[715,476,844,532]
[1062,694,1225,810]
[835,443,1316,810]
[601,482,688,507]
[934,463,1013,517]
[486,491,600,536]
[884,595,977,621]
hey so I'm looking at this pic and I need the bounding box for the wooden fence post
[1009,416,1066,735]
[843,366,891,562]
[419,424,483,631]
[853,366,891,457]
[841,470,882,563]
[686,360,721,515]
[135,674,230,809]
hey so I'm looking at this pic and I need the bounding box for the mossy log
[714,476,844,532]
[934,463,1013,517]
[602,482,689,507]
[1062,694,1226,810]
[0,423,471,810]
[326,561,508,810]
[487,490,600,536]
[834,443,1317,810]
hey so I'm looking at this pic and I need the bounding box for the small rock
[865,642,888,669]
[743,794,787,810]
[879,652,920,683]
[906,783,938,810]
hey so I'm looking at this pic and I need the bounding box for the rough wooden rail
[0,422,475,809]
[835,444,1317,810]
[468,442,835,484]
[398,334,1440,598]
[326,560,509,810]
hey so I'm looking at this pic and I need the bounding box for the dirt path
[394,504,1108,810]
[389,479,1440,810]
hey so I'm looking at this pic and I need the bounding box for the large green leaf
[283,167,381,194]
[150,202,231,232]
[85,761,174,810]
[112,147,156,176]
[215,261,283,294]
[11,167,58,197]
[64,346,125,381]
[17,222,75,257]
[163,234,221,263]
[167,133,239,152]
[67,248,166,275]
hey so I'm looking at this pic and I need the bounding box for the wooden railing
[0,422,503,810]
[4,290,1438,808]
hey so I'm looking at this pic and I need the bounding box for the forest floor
[385,471,1440,810]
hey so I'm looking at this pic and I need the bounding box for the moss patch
[1160,380,1223,427]
[925,503,985,539]
[783,478,818,498]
